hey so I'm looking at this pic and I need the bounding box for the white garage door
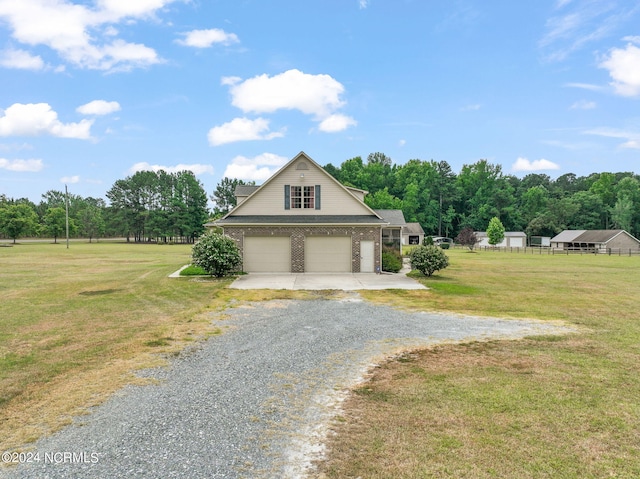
[305,236,351,272]
[510,237,524,248]
[243,236,290,272]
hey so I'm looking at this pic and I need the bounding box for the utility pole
[65,184,69,249]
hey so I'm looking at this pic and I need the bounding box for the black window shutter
[284,185,290,210]
[315,185,321,209]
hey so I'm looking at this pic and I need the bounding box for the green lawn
[318,249,640,478]
[0,242,300,451]
[3,244,639,477]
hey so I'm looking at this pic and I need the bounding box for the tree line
[322,153,640,238]
[2,153,639,243]
[0,170,208,243]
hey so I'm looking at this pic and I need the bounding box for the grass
[0,242,314,452]
[316,249,640,478]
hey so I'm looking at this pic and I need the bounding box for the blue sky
[1,0,639,204]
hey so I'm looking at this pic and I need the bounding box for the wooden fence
[453,245,640,256]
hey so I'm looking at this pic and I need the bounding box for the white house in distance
[209,152,407,273]
[475,231,527,248]
[550,230,640,252]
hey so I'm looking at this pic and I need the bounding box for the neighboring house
[550,230,640,252]
[476,231,527,248]
[210,152,401,273]
[402,223,425,245]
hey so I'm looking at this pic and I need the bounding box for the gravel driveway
[3,296,571,479]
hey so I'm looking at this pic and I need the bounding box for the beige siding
[230,158,373,216]
[607,232,640,250]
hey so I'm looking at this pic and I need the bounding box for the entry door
[360,240,374,273]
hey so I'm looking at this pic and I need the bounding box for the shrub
[440,242,450,249]
[382,246,403,273]
[409,244,449,277]
[423,235,434,246]
[191,231,241,277]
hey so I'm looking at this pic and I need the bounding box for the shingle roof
[573,230,624,243]
[216,215,387,225]
[234,185,260,196]
[403,222,425,235]
[374,209,406,227]
[550,229,636,244]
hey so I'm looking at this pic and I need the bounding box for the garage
[243,236,291,272]
[305,236,352,272]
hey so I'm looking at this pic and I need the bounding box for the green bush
[409,244,449,277]
[191,231,241,277]
[440,242,450,249]
[382,246,403,273]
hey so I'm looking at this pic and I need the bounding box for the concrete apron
[228,272,427,290]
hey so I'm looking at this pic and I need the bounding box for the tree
[364,187,403,210]
[191,231,242,277]
[487,217,505,246]
[211,177,254,216]
[455,227,477,250]
[78,204,105,242]
[43,207,68,243]
[0,203,39,243]
[409,244,449,277]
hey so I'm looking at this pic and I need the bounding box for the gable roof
[550,229,640,244]
[218,151,384,223]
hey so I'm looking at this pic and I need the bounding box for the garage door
[510,237,524,248]
[305,236,351,272]
[243,236,290,272]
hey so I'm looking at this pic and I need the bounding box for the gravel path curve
[2,296,571,479]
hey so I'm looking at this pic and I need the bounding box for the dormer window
[285,185,321,210]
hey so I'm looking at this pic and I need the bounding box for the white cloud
[570,99,596,109]
[222,153,288,182]
[0,157,43,172]
[0,0,176,71]
[207,117,285,146]
[539,2,636,62]
[512,157,560,172]
[176,28,239,48]
[76,100,121,115]
[0,103,93,139]
[398,139,406,147]
[599,41,640,97]
[0,48,44,70]
[318,114,357,132]
[359,0,369,9]
[60,175,80,184]
[564,82,604,91]
[460,103,481,111]
[225,69,348,119]
[584,127,640,149]
[129,162,215,175]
